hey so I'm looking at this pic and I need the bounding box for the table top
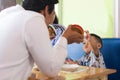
[31,64,116,80]
[59,65,116,80]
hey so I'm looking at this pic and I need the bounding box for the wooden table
[29,65,116,80]
[59,66,116,80]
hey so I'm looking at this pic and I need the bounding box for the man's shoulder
[13,10,45,24]
[25,10,42,16]
[15,5,44,20]
[0,5,44,20]
[21,10,44,19]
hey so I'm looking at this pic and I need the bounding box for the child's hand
[65,58,79,65]
[84,30,91,41]
[65,58,75,64]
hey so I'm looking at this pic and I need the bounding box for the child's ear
[97,43,101,49]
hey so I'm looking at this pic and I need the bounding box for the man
[0,0,83,80]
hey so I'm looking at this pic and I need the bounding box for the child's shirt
[77,51,106,68]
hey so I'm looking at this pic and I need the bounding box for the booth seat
[67,38,120,80]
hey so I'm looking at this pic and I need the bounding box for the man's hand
[62,25,84,44]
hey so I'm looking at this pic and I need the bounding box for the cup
[71,24,84,35]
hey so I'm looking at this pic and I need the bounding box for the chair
[67,38,120,80]
[101,38,120,80]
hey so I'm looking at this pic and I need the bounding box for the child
[76,33,106,68]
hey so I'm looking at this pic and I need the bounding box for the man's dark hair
[90,33,102,47]
[53,15,59,24]
[22,0,58,14]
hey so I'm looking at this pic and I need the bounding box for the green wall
[16,0,22,4]
[58,0,114,38]
[16,0,114,37]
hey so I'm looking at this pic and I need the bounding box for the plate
[61,64,79,72]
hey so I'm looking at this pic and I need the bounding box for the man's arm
[24,16,67,77]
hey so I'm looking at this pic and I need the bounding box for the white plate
[61,64,79,72]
